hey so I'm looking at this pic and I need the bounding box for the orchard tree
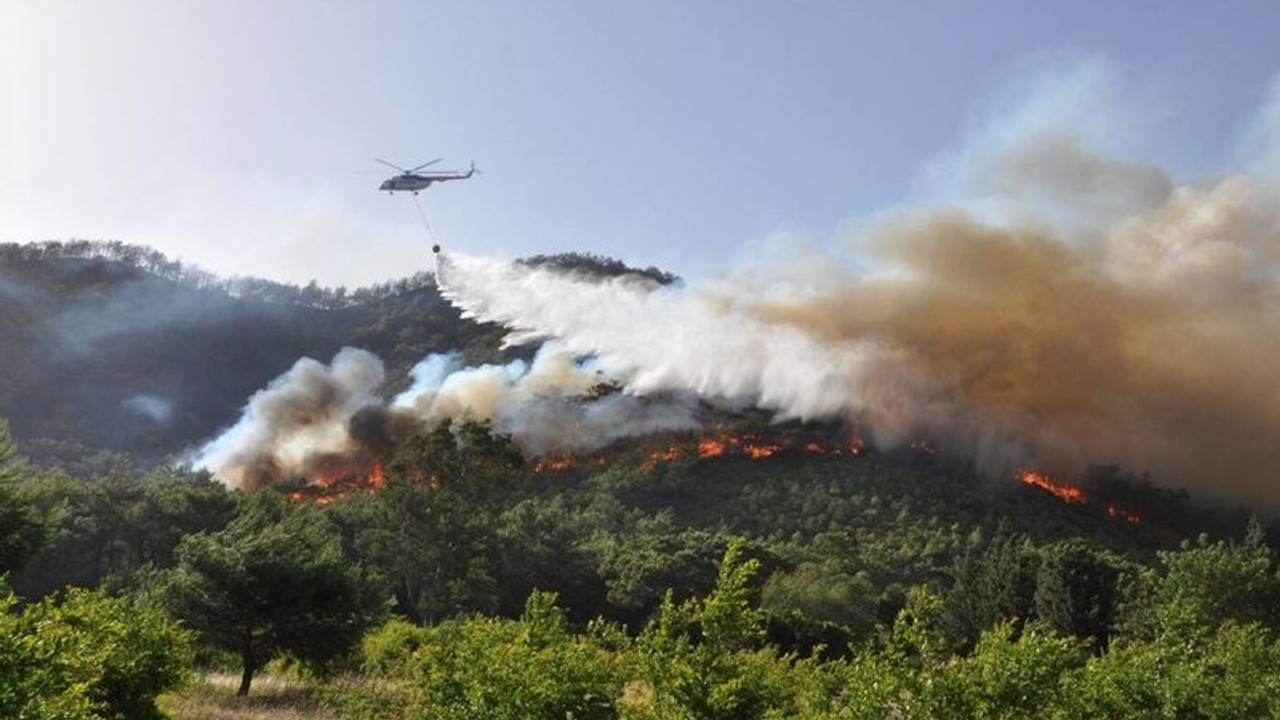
[0,587,191,720]
[163,492,387,695]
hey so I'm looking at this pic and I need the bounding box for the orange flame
[535,429,868,474]
[534,456,575,473]
[1108,504,1142,525]
[1020,470,1144,525]
[698,438,728,458]
[1020,470,1087,504]
[287,457,387,504]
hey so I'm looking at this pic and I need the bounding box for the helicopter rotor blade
[374,158,411,173]
[408,157,445,173]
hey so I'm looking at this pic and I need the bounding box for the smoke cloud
[198,63,1280,510]
[433,73,1280,510]
[194,342,701,489]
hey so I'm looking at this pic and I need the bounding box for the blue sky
[3,1,1280,285]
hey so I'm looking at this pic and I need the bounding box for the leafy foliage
[12,468,235,597]
[161,492,388,695]
[0,419,46,576]
[0,586,191,720]
[1148,518,1280,638]
[1033,539,1123,647]
[345,592,625,720]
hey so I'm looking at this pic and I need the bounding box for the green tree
[1149,518,1280,638]
[0,417,24,483]
[0,483,45,577]
[162,492,387,695]
[595,513,723,616]
[345,420,523,622]
[0,418,45,576]
[0,588,97,720]
[940,528,1039,648]
[1058,622,1280,719]
[344,592,626,720]
[931,622,1086,720]
[622,540,815,720]
[41,588,194,719]
[494,497,606,620]
[1034,539,1120,646]
[12,468,233,597]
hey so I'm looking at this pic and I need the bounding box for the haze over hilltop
[0,241,492,463]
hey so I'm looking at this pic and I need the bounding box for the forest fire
[1020,471,1087,503]
[535,429,867,474]
[1019,470,1142,524]
[1108,504,1142,525]
[287,458,386,504]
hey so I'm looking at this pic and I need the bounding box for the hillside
[0,241,504,466]
[1,242,1272,718]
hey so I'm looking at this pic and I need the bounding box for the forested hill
[0,241,690,467]
[0,240,498,465]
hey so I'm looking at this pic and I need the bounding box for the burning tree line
[278,419,1148,527]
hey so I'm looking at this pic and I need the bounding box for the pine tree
[0,418,25,484]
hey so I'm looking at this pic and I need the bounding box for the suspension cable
[412,193,436,243]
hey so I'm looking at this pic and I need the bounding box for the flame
[1108,504,1142,525]
[1020,470,1087,503]
[537,428,868,474]
[534,456,575,473]
[744,443,781,459]
[644,446,686,470]
[287,457,388,504]
[1020,470,1144,524]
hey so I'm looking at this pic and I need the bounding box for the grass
[160,671,338,720]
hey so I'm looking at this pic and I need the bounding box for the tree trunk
[238,637,256,696]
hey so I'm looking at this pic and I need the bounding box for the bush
[0,586,192,720]
[344,591,626,720]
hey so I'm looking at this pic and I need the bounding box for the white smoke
[194,341,701,488]
[390,342,700,454]
[196,61,1280,509]
[436,255,938,444]
[431,65,1280,510]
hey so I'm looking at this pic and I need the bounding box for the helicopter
[375,158,476,194]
